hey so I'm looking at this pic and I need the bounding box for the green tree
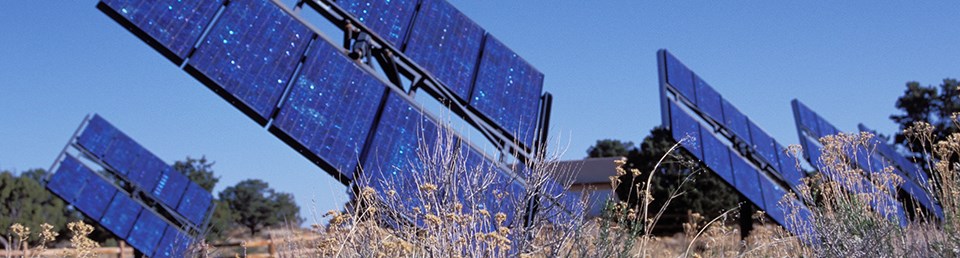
[219,179,302,237]
[173,156,219,192]
[0,170,77,245]
[890,79,960,162]
[594,127,738,234]
[587,139,637,158]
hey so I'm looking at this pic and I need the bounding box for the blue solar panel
[668,101,702,160]
[458,143,527,226]
[74,171,118,220]
[127,152,164,191]
[101,133,141,176]
[100,193,142,239]
[816,116,840,138]
[48,156,89,203]
[775,143,805,188]
[800,136,824,169]
[127,211,168,256]
[759,174,788,225]
[748,122,778,166]
[77,115,117,158]
[187,0,313,122]
[663,51,695,102]
[470,36,543,147]
[361,92,441,212]
[155,228,191,258]
[153,166,189,208]
[782,198,818,244]
[404,0,484,100]
[271,38,386,180]
[177,183,212,226]
[99,0,224,64]
[694,75,724,122]
[731,155,764,210]
[792,100,820,137]
[335,0,419,48]
[721,99,750,142]
[700,126,735,186]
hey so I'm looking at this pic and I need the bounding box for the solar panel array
[46,115,208,257]
[792,100,940,222]
[857,124,942,219]
[98,0,569,229]
[658,50,816,242]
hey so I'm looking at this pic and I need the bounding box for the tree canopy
[0,170,77,245]
[219,179,302,237]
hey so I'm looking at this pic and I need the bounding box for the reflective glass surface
[127,152,164,191]
[74,170,118,220]
[694,75,724,122]
[153,166,189,208]
[470,35,543,147]
[188,0,313,121]
[102,133,140,176]
[775,142,805,188]
[272,38,386,179]
[100,0,223,62]
[731,155,764,210]
[47,156,89,203]
[664,51,695,102]
[759,174,788,226]
[155,228,191,258]
[361,92,440,215]
[335,0,418,47]
[749,122,778,166]
[721,99,750,142]
[177,183,213,226]
[792,100,820,137]
[100,193,143,239]
[404,0,483,100]
[127,211,168,256]
[700,126,734,186]
[77,115,117,158]
[669,101,702,160]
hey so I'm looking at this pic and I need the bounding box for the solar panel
[668,101,703,160]
[759,173,789,225]
[270,38,387,180]
[177,183,213,226]
[361,92,441,212]
[404,0,484,100]
[100,193,142,239]
[98,0,224,64]
[74,169,118,220]
[76,115,116,158]
[663,51,695,102]
[154,227,191,258]
[775,142,805,188]
[187,0,314,123]
[334,0,419,48]
[721,99,750,142]
[153,166,189,208]
[749,122,778,167]
[792,100,820,137]
[101,133,140,176]
[858,124,943,219]
[731,155,764,210]
[700,126,735,186]
[694,74,724,122]
[470,35,544,147]
[459,143,525,226]
[127,152,164,191]
[47,156,89,203]
[127,211,168,256]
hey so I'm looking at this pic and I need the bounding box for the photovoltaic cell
[669,101,702,160]
[664,51,695,102]
[77,115,116,158]
[700,126,734,186]
[74,170,118,220]
[404,0,484,100]
[177,183,213,226]
[721,99,750,142]
[792,100,820,137]
[759,174,788,225]
[98,0,224,64]
[458,144,526,226]
[731,155,764,210]
[694,75,724,122]
[127,211,168,256]
[47,156,89,203]
[470,35,544,147]
[334,0,419,47]
[153,166,189,208]
[127,152,164,191]
[775,143,805,188]
[187,0,313,122]
[816,116,840,138]
[749,122,778,167]
[100,193,142,239]
[101,133,140,176]
[155,228,191,258]
[271,38,386,180]
[361,92,440,212]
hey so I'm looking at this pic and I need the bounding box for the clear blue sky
[1,1,958,226]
